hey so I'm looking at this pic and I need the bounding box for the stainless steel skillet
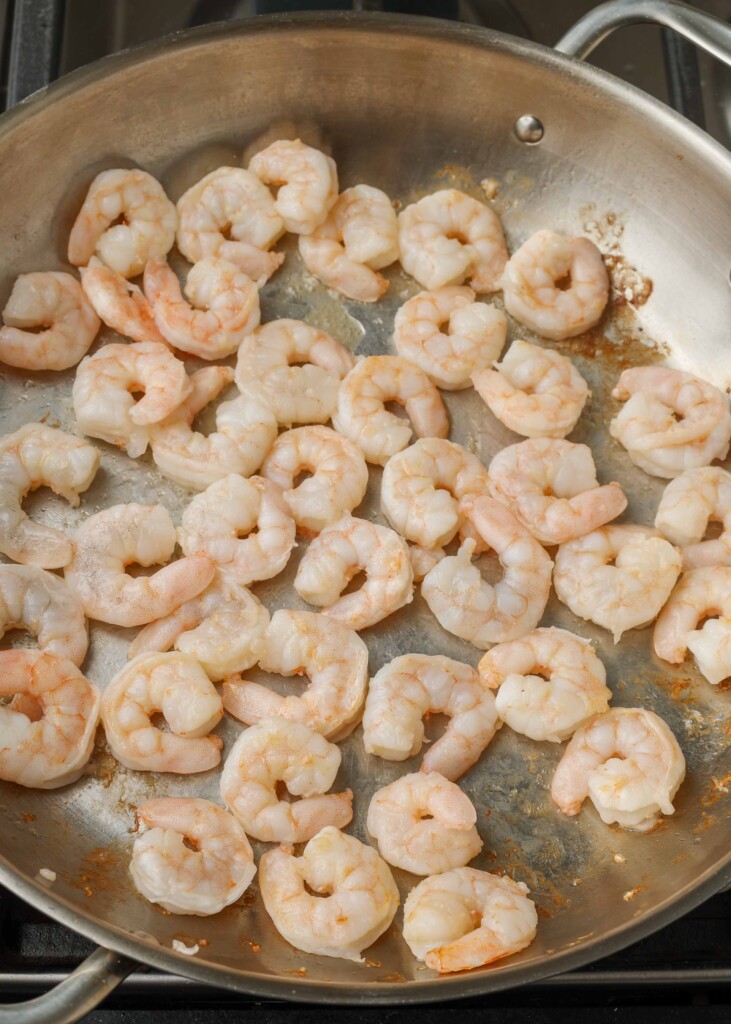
[0,2,730,1019]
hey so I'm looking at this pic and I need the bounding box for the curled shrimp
[131,797,255,916]
[478,627,611,743]
[653,567,731,685]
[299,184,399,302]
[248,139,338,234]
[0,423,100,568]
[0,649,100,788]
[398,189,508,293]
[502,230,609,341]
[472,339,590,439]
[220,717,353,842]
[553,525,682,642]
[80,257,165,344]
[65,503,214,627]
[144,257,260,360]
[393,286,506,390]
[0,272,100,371]
[294,512,414,631]
[403,868,537,973]
[178,474,296,587]
[409,543,446,582]
[0,565,88,667]
[488,438,628,546]
[610,367,731,478]
[655,468,731,568]
[102,652,223,773]
[259,826,399,961]
[67,168,177,278]
[333,354,449,466]
[551,707,686,831]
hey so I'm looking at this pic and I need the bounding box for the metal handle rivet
[514,115,544,144]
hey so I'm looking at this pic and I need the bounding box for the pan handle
[556,0,731,67]
[0,947,138,1024]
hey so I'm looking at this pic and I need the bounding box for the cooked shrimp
[259,826,399,961]
[333,355,449,466]
[478,627,611,743]
[393,286,507,389]
[102,652,222,773]
[0,272,100,371]
[488,439,627,546]
[222,608,368,741]
[131,797,255,916]
[403,868,537,973]
[502,230,609,341]
[175,166,285,282]
[655,468,731,568]
[653,567,731,684]
[178,474,296,587]
[0,649,100,788]
[553,525,682,642]
[551,707,686,831]
[0,423,100,568]
[248,139,338,234]
[0,565,88,667]
[235,319,354,427]
[149,366,277,491]
[80,257,165,344]
[610,367,731,478]
[260,425,368,534]
[381,437,490,549]
[409,543,446,582]
[144,257,259,360]
[220,717,352,842]
[422,496,553,648]
[299,184,398,302]
[367,772,482,875]
[398,189,508,293]
[67,168,177,278]
[65,503,214,627]
[72,341,192,457]
[473,339,590,438]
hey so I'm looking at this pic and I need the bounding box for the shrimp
[175,166,285,282]
[143,257,260,360]
[393,286,507,390]
[398,189,508,293]
[0,649,100,788]
[0,423,100,568]
[67,168,177,278]
[101,652,223,773]
[403,868,537,973]
[367,772,482,875]
[222,608,368,741]
[260,425,368,534]
[248,139,338,234]
[0,272,100,371]
[220,717,353,842]
[0,565,88,667]
[299,184,399,302]
[178,474,296,587]
[653,567,731,685]
[259,826,399,961]
[553,525,682,643]
[550,707,686,831]
[131,797,255,916]
[488,439,628,546]
[409,543,446,582]
[472,339,590,439]
[235,319,354,427]
[72,341,192,457]
[149,367,277,491]
[422,496,553,648]
[478,627,611,743]
[655,468,731,568]
[80,257,165,344]
[610,367,731,478]
[128,573,269,681]
[333,355,449,466]
[502,230,609,341]
[381,437,491,549]
[65,503,214,627]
